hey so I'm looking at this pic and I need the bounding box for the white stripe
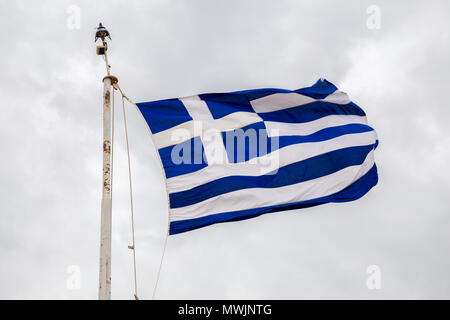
[265,114,368,137]
[170,149,375,222]
[166,130,377,193]
[250,92,315,113]
[322,90,351,104]
[151,111,263,149]
[250,90,351,113]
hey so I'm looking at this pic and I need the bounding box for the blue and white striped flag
[137,79,378,235]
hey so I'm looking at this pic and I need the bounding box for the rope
[152,230,169,299]
[117,87,139,300]
[114,83,170,300]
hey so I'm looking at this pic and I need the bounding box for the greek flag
[137,79,378,235]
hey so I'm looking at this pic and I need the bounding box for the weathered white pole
[99,74,113,300]
[96,23,115,300]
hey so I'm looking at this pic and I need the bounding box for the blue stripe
[169,144,376,208]
[222,122,374,163]
[136,99,192,134]
[259,101,365,123]
[158,136,208,178]
[196,79,339,119]
[293,78,338,99]
[277,124,373,148]
[228,78,337,101]
[169,163,378,235]
[242,88,292,101]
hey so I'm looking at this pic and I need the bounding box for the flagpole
[96,23,117,300]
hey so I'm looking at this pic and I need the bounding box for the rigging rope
[152,229,169,299]
[115,84,139,300]
[114,82,170,300]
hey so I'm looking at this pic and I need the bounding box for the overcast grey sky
[0,0,449,299]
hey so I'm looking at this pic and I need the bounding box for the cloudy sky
[0,0,449,299]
